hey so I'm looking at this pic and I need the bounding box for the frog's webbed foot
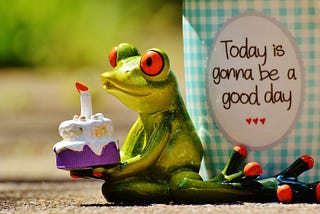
[220,147,320,203]
[210,145,263,186]
[170,146,272,203]
[171,146,320,204]
[275,155,320,203]
[210,145,257,182]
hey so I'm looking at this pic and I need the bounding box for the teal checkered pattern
[183,0,320,182]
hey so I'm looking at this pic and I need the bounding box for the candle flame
[75,82,88,93]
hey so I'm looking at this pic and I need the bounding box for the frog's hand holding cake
[53,82,120,170]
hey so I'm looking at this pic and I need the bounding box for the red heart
[246,118,251,124]
[253,118,259,125]
[260,118,266,125]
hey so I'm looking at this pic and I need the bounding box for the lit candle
[75,82,92,118]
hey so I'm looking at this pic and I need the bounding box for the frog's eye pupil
[146,57,152,67]
[109,46,117,68]
[141,50,164,76]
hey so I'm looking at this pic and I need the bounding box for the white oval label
[207,12,304,149]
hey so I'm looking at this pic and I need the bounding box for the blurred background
[0,0,184,180]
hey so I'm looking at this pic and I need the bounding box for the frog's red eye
[109,46,117,68]
[140,50,164,76]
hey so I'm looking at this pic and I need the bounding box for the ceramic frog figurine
[70,43,320,204]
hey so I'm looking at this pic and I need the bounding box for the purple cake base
[55,142,120,170]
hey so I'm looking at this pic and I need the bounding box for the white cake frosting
[54,113,119,155]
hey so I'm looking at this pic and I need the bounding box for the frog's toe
[70,173,81,179]
[244,162,262,178]
[92,167,111,180]
[277,184,293,203]
[92,167,106,177]
[277,155,314,180]
[222,145,247,177]
[233,145,247,157]
[276,181,320,203]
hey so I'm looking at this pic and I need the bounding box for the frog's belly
[154,141,202,176]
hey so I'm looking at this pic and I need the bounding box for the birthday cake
[53,82,120,170]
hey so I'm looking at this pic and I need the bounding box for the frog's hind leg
[170,146,277,203]
[275,155,320,203]
[170,170,273,203]
[101,177,171,204]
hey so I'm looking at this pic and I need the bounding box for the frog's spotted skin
[70,43,320,204]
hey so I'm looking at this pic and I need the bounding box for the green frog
[70,43,320,204]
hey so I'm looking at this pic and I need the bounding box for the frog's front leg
[69,118,146,180]
[119,117,145,162]
[71,115,170,179]
[92,116,174,203]
[95,117,171,181]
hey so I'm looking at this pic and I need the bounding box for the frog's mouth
[103,80,151,97]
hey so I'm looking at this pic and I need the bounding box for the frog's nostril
[104,81,113,90]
